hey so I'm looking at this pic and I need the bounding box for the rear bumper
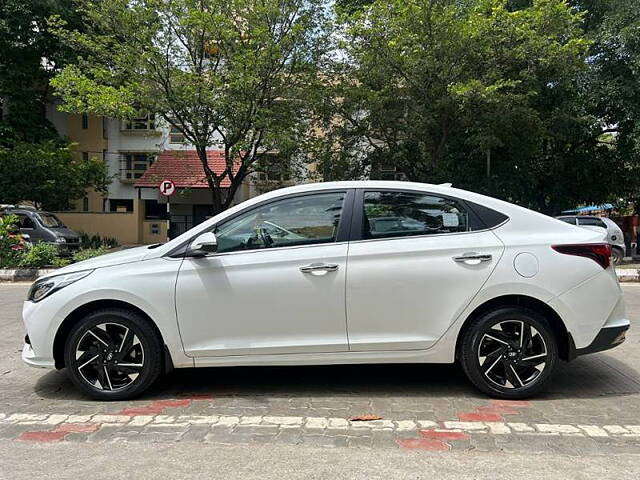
[569,320,630,360]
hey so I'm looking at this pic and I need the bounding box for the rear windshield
[37,213,65,228]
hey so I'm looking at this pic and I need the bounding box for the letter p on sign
[159,179,176,197]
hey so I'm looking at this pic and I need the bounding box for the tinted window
[18,215,35,229]
[36,213,64,228]
[578,217,606,228]
[558,217,576,225]
[363,191,469,239]
[215,192,345,253]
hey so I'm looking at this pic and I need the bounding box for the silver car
[556,215,625,264]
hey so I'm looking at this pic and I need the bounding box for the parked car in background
[0,207,80,255]
[22,181,629,401]
[556,215,625,264]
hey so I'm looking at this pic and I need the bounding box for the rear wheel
[459,307,558,399]
[612,247,623,265]
[64,308,163,400]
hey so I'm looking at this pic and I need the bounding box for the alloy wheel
[74,322,145,391]
[477,320,547,389]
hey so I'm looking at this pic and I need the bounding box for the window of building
[82,151,89,161]
[119,152,156,182]
[169,124,186,144]
[82,197,89,212]
[144,200,168,220]
[122,114,155,131]
[81,113,89,129]
[215,192,346,253]
[362,191,471,239]
[109,199,134,213]
[256,154,290,182]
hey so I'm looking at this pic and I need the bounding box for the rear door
[345,189,505,351]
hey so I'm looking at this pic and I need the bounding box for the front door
[175,190,352,357]
[346,189,504,351]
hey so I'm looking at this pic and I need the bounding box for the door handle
[300,263,339,274]
[453,253,492,265]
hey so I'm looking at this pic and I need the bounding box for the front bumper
[22,342,55,369]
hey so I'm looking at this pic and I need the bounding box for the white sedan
[21,181,629,400]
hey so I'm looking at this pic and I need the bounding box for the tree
[0,141,108,210]
[0,0,108,208]
[51,0,329,214]
[0,0,83,143]
[319,0,638,213]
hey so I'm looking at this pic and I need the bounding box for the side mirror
[188,231,217,256]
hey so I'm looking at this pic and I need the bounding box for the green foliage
[316,0,640,213]
[79,232,119,249]
[0,141,109,210]
[50,0,330,213]
[18,242,59,268]
[0,0,83,145]
[72,247,109,263]
[52,257,71,268]
[0,214,24,268]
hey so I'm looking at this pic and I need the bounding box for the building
[45,108,261,244]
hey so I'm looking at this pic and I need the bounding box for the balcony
[119,153,156,183]
[120,115,161,136]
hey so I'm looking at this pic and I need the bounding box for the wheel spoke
[96,365,109,390]
[118,328,130,352]
[103,366,114,390]
[483,332,510,346]
[78,353,100,370]
[521,323,533,350]
[503,359,523,387]
[115,364,143,374]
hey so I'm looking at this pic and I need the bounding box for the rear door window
[362,191,470,239]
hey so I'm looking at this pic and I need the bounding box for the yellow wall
[56,212,140,244]
[66,113,108,212]
[142,220,168,244]
[55,199,146,245]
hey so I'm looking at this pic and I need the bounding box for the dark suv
[1,207,80,255]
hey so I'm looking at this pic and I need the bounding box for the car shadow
[33,352,640,403]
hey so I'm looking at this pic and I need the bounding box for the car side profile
[22,181,629,400]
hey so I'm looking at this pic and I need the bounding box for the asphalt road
[1,282,639,479]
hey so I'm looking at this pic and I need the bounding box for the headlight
[28,270,94,303]
[55,237,66,243]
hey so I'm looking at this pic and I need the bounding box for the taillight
[551,243,612,269]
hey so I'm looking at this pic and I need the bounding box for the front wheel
[64,308,163,400]
[459,307,558,399]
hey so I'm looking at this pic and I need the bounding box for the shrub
[79,232,119,249]
[52,257,72,268]
[72,247,109,263]
[19,242,59,268]
[0,214,26,268]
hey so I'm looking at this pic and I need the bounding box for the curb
[616,268,640,282]
[0,269,57,282]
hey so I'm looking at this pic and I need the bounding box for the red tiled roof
[134,150,238,189]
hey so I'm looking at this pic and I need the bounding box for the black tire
[459,307,558,399]
[64,308,163,400]
[612,247,623,265]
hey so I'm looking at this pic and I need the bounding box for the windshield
[37,213,65,228]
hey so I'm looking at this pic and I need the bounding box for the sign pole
[167,196,171,242]
[158,179,176,242]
